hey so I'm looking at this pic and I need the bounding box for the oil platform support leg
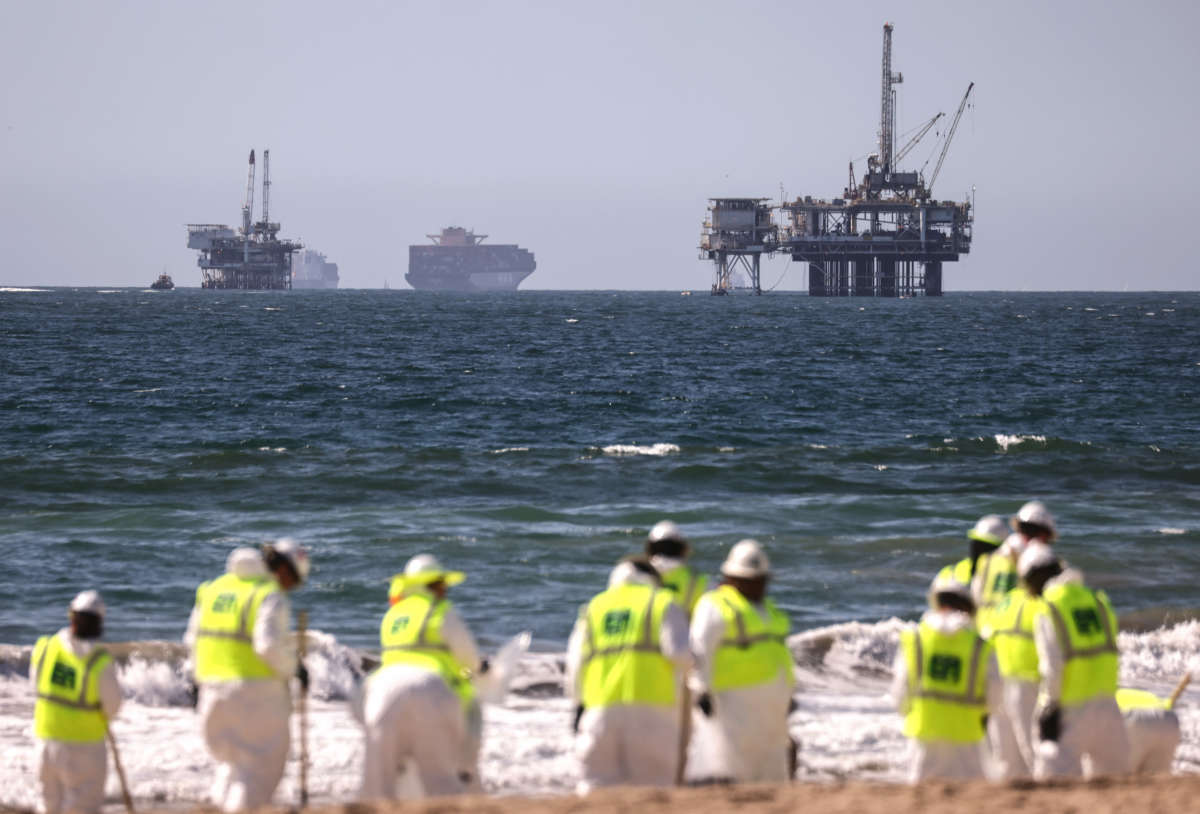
[853,256,874,297]
[879,259,896,298]
[924,261,943,296]
[752,254,761,295]
[808,263,825,296]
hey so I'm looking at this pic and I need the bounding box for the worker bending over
[1022,544,1129,778]
[892,576,1000,782]
[31,591,122,814]
[185,539,310,812]
[937,514,1007,591]
[690,539,794,782]
[645,520,708,618]
[1117,687,1182,774]
[973,501,1058,633]
[566,556,691,793]
[358,554,483,799]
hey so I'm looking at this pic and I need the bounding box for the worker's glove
[185,680,199,710]
[479,657,491,675]
[296,662,310,693]
[697,692,714,718]
[981,714,989,730]
[572,704,584,734]
[1037,703,1061,743]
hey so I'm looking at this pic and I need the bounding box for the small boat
[150,273,175,290]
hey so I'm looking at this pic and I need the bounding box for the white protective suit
[183,548,297,812]
[890,609,1003,783]
[1124,705,1181,774]
[353,590,482,799]
[1031,569,1130,779]
[565,566,692,794]
[30,628,123,814]
[688,590,794,782]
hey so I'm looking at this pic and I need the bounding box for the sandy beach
[4,775,1195,814]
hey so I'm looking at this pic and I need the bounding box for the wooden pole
[674,684,691,786]
[1167,672,1191,709]
[105,724,135,814]
[297,610,309,808]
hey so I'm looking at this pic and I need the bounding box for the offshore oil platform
[701,23,974,297]
[187,150,301,289]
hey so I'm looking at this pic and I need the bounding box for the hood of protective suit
[607,561,657,589]
[1044,567,1085,591]
[1001,532,1030,560]
[226,547,269,580]
[919,608,975,635]
[648,554,684,575]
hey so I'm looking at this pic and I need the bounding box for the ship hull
[407,243,535,292]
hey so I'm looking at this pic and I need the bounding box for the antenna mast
[262,149,270,227]
[879,23,903,176]
[242,149,256,236]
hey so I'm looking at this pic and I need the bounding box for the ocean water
[1,287,1198,806]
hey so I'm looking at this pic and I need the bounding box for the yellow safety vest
[193,572,280,681]
[900,622,991,743]
[1038,582,1119,706]
[991,588,1042,681]
[660,564,708,616]
[579,583,677,709]
[380,592,475,706]
[1116,687,1168,712]
[935,557,974,586]
[709,584,791,693]
[32,633,112,743]
[973,551,1019,635]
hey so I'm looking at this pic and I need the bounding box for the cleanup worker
[185,539,310,812]
[1021,543,1129,778]
[645,520,708,617]
[689,539,794,782]
[31,590,122,814]
[936,514,1007,588]
[972,501,1058,628]
[565,556,691,794]
[1117,687,1182,774]
[891,576,1001,782]
[358,553,483,799]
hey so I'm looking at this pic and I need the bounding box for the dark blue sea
[2,288,1198,649]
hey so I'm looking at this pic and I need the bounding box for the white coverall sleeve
[889,629,912,714]
[440,603,482,674]
[564,610,588,703]
[659,601,692,669]
[985,652,1002,714]
[687,596,726,693]
[98,660,123,721]
[1033,611,1064,706]
[253,590,297,679]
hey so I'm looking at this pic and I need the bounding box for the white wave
[490,447,530,454]
[134,387,163,394]
[0,287,48,292]
[599,443,680,457]
[994,433,1046,451]
[718,446,736,453]
[1158,528,1187,535]
[565,318,579,323]
[257,447,288,453]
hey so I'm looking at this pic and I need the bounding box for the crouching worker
[185,539,311,812]
[690,539,794,782]
[566,556,691,794]
[892,576,1000,782]
[31,591,122,814]
[358,554,483,799]
[1117,687,1182,774]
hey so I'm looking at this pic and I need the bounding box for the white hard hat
[1017,542,1059,578]
[69,590,106,618]
[967,514,1008,546]
[1012,500,1058,540]
[397,553,465,588]
[927,575,973,607]
[720,539,770,579]
[271,538,311,584]
[648,520,687,544]
[608,559,659,589]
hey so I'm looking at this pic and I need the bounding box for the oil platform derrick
[701,23,974,297]
[187,149,302,290]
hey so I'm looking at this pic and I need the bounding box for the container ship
[407,227,535,291]
[292,249,339,289]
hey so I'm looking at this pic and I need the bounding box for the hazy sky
[1,1,1196,290]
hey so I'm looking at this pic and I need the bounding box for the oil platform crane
[187,149,301,289]
[928,83,974,195]
[700,22,975,297]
